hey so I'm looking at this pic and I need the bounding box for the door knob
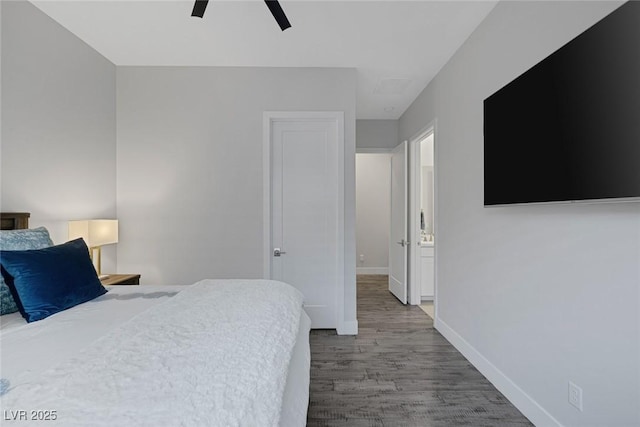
[396,239,408,247]
[274,248,287,257]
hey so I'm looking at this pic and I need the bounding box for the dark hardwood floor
[306,275,533,427]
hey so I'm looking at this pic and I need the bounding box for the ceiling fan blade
[264,0,291,31]
[191,0,209,18]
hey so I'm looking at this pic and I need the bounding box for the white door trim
[263,111,345,330]
[408,122,438,308]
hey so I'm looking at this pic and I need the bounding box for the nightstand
[100,274,141,286]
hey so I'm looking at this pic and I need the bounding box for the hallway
[306,275,532,426]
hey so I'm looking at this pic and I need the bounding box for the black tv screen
[484,1,640,206]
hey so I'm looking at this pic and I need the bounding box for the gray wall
[116,66,358,327]
[399,2,639,426]
[356,119,398,150]
[356,153,391,274]
[1,1,117,270]
[0,2,358,330]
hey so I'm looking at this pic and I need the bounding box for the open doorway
[355,152,392,277]
[408,127,436,319]
[355,126,436,317]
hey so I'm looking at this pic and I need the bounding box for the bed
[0,213,311,426]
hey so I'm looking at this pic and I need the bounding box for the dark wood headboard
[0,213,30,230]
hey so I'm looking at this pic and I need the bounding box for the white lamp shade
[68,220,119,247]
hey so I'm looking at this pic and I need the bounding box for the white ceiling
[31,0,498,119]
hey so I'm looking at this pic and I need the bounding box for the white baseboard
[337,319,358,335]
[434,317,562,427]
[356,267,388,275]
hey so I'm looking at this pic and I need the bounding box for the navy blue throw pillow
[0,238,107,322]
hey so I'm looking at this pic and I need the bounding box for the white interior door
[267,113,343,329]
[389,141,408,304]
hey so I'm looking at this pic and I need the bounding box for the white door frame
[262,111,345,330]
[408,122,438,314]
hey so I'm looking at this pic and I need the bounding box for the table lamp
[68,219,118,278]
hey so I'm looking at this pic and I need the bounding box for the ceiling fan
[191,0,292,31]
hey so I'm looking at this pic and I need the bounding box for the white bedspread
[1,279,304,426]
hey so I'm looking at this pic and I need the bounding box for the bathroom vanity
[420,241,434,300]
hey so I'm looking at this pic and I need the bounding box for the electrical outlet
[568,381,583,411]
[359,254,365,262]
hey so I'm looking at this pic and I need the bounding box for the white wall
[356,153,390,274]
[1,1,117,271]
[356,119,398,150]
[116,66,358,329]
[400,2,639,426]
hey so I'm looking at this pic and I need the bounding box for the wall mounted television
[483,1,640,206]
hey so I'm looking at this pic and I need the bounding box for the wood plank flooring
[306,275,533,426]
